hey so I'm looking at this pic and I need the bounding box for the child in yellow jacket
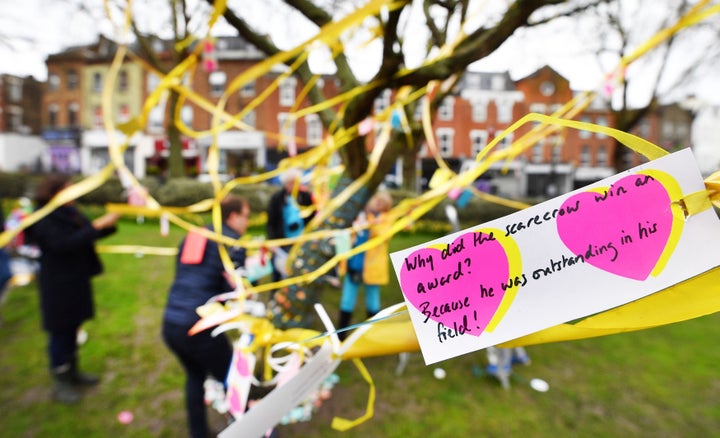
[337,191,393,340]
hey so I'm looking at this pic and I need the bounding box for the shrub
[155,178,215,206]
[76,176,127,204]
[0,173,35,199]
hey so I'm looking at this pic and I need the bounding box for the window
[8,107,22,132]
[149,106,164,133]
[93,106,103,128]
[277,113,296,143]
[374,89,391,114]
[551,140,562,163]
[279,77,297,106]
[471,99,488,122]
[540,81,555,96]
[662,121,674,139]
[180,105,193,126]
[495,130,514,150]
[92,72,103,93]
[118,70,129,92]
[68,102,79,126]
[438,97,455,121]
[242,110,256,128]
[119,104,131,123]
[639,118,650,137]
[209,71,226,96]
[48,104,58,127]
[593,116,608,139]
[677,124,689,138]
[623,149,634,167]
[529,103,546,115]
[532,142,544,163]
[470,130,489,157]
[495,99,514,123]
[579,116,592,139]
[67,70,78,90]
[49,74,60,91]
[491,75,505,91]
[147,73,161,93]
[8,78,22,102]
[240,80,255,97]
[580,144,591,166]
[597,145,608,166]
[436,128,454,157]
[306,114,322,146]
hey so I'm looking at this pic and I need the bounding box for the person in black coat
[26,174,120,404]
[162,195,250,438]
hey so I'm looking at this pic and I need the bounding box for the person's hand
[92,212,121,230]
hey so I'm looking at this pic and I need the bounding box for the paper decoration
[456,189,473,208]
[390,149,720,364]
[179,232,207,264]
[219,343,341,438]
[226,347,256,418]
[160,214,170,237]
[203,39,217,72]
[390,109,403,130]
[287,140,297,157]
[333,230,351,255]
[127,186,148,207]
[358,117,374,135]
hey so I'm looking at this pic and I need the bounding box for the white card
[390,149,720,364]
[218,343,340,438]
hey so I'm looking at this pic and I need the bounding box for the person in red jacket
[162,195,250,438]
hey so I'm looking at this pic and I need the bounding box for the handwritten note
[390,149,720,364]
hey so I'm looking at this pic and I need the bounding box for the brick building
[37,36,694,196]
[0,74,46,172]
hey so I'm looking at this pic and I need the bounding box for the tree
[130,0,210,178]
[200,0,611,327]
[580,0,720,170]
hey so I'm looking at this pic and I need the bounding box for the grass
[0,217,718,437]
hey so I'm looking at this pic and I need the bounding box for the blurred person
[0,196,13,321]
[336,191,393,340]
[26,174,120,404]
[266,168,314,282]
[161,195,250,438]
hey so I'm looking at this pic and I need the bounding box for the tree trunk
[167,90,186,178]
[270,176,372,328]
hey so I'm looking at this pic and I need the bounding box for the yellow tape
[330,358,375,431]
[96,245,178,256]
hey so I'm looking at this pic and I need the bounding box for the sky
[1,0,718,107]
[2,0,718,173]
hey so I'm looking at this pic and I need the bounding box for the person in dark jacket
[162,195,250,438]
[0,196,13,321]
[26,174,120,404]
[265,168,314,282]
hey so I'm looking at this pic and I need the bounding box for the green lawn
[0,217,718,437]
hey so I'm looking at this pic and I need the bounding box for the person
[336,191,393,340]
[0,196,13,321]
[25,174,120,404]
[162,195,250,438]
[265,168,314,282]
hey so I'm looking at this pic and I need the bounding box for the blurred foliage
[1,173,529,228]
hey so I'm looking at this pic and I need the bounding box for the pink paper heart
[400,231,510,336]
[556,173,673,281]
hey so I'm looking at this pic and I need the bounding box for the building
[38,37,694,196]
[0,74,46,172]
